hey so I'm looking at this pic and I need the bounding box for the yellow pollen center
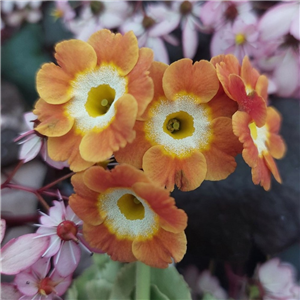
[163,111,195,139]
[235,33,246,45]
[117,194,145,220]
[51,8,63,20]
[85,84,115,117]
[249,122,258,140]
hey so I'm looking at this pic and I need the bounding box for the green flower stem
[135,262,151,300]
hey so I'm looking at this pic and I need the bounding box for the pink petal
[24,112,36,130]
[36,230,61,258]
[0,219,6,243]
[31,257,51,278]
[273,48,299,97]
[147,37,169,64]
[148,15,180,37]
[290,15,300,40]
[65,205,82,225]
[1,283,23,299]
[51,270,72,295]
[0,234,49,275]
[258,2,297,41]
[14,272,38,296]
[182,17,199,59]
[19,135,42,163]
[48,201,65,224]
[162,34,179,46]
[54,242,81,277]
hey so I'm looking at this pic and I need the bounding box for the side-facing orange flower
[232,106,286,191]
[33,29,154,171]
[69,164,187,268]
[213,54,268,127]
[115,60,242,191]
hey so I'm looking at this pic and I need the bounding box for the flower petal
[127,47,154,119]
[0,219,6,243]
[1,283,23,299]
[264,152,282,184]
[19,135,42,163]
[0,234,49,275]
[55,39,97,77]
[47,126,93,172]
[79,94,138,162]
[143,145,207,191]
[83,223,136,262]
[182,17,198,59]
[14,273,38,296]
[88,29,139,76]
[51,270,72,296]
[33,99,74,137]
[36,63,73,105]
[163,59,219,103]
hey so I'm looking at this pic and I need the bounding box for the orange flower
[33,29,154,171]
[69,164,187,268]
[213,54,268,127]
[115,60,242,191]
[232,106,286,191]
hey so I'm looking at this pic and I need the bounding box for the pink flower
[15,257,72,300]
[258,258,300,300]
[211,17,259,62]
[120,2,179,64]
[197,270,227,300]
[53,0,75,22]
[200,0,257,32]
[16,112,68,169]
[36,196,83,277]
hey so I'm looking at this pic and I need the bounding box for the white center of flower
[101,188,157,239]
[145,96,211,156]
[249,122,268,155]
[67,66,127,133]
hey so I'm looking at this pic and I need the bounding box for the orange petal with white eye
[47,127,93,172]
[88,29,139,76]
[264,152,282,184]
[83,223,136,262]
[143,145,207,191]
[163,59,219,103]
[266,106,282,133]
[114,121,152,169]
[127,47,154,119]
[132,182,187,233]
[79,94,138,162]
[36,63,73,105]
[203,117,241,181]
[33,99,74,137]
[69,173,104,226]
[83,164,150,194]
[132,229,186,268]
[228,74,267,127]
[55,39,97,78]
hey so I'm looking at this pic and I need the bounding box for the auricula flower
[33,29,154,172]
[232,106,286,191]
[69,164,188,269]
[115,60,241,191]
[36,194,83,277]
[15,257,72,300]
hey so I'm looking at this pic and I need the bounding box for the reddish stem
[2,214,40,226]
[1,160,24,189]
[38,172,74,192]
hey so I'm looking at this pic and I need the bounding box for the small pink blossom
[120,2,179,64]
[197,270,228,300]
[16,112,68,169]
[258,258,300,300]
[36,195,83,277]
[53,0,75,22]
[15,257,72,300]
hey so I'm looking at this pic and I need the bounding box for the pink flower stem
[1,160,24,189]
[1,213,40,226]
[37,172,74,193]
[42,191,69,201]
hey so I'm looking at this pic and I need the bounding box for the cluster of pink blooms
[51,0,300,99]
[1,192,87,299]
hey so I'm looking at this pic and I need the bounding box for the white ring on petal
[250,124,268,155]
[145,96,210,156]
[67,66,127,133]
[101,188,157,239]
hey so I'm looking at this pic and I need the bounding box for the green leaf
[92,253,111,271]
[151,265,192,300]
[109,263,136,300]
[85,279,112,300]
[100,259,123,284]
[1,24,51,106]
[150,284,170,300]
[65,284,78,300]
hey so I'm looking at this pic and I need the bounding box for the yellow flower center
[117,194,145,221]
[51,8,63,20]
[163,111,195,139]
[249,122,257,140]
[85,84,115,117]
[235,33,246,45]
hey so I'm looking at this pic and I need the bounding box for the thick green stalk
[135,261,151,300]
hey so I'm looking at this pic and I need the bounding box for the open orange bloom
[33,29,154,171]
[69,164,187,268]
[115,60,242,191]
[213,54,268,127]
[232,106,286,191]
